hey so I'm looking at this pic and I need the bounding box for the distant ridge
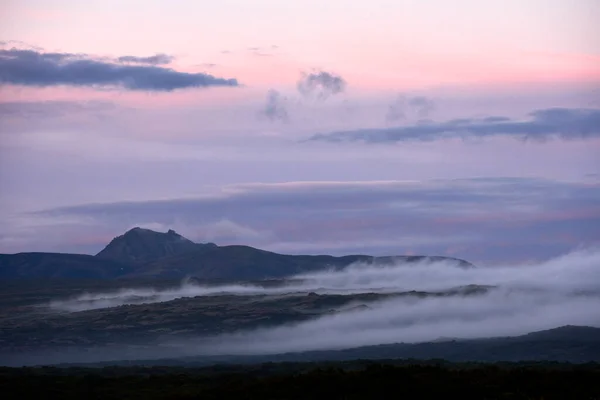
[0,228,474,280]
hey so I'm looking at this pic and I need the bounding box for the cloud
[408,96,436,117]
[197,219,268,242]
[297,70,346,100]
[18,178,600,263]
[0,48,239,91]
[310,107,600,143]
[386,95,436,122]
[0,40,42,50]
[116,53,174,65]
[0,100,117,119]
[259,89,289,122]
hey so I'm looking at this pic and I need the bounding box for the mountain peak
[126,226,170,234]
[95,227,203,265]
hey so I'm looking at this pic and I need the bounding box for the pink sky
[2,0,599,96]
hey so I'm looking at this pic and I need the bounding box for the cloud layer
[19,177,600,264]
[311,107,600,143]
[0,48,239,91]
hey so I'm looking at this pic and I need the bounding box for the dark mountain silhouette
[0,253,132,279]
[96,227,216,265]
[134,245,472,279]
[0,227,473,280]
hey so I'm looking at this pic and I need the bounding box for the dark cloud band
[117,53,174,65]
[310,108,600,143]
[29,178,600,263]
[0,48,239,91]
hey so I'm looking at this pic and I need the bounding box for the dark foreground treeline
[1,360,599,400]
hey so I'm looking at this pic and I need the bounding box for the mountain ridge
[0,227,474,280]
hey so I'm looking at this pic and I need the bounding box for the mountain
[96,227,215,265]
[0,227,473,280]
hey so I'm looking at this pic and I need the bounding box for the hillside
[0,253,132,279]
[0,274,597,366]
[0,228,473,280]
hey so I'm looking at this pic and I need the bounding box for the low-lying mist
[183,287,599,356]
[49,248,600,312]
[17,248,598,366]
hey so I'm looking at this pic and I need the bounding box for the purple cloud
[297,70,346,100]
[312,108,600,142]
[259,89,289,122]
[0,48,239,91]
[117,53,174,65]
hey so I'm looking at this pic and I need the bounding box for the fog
[24,248,599,365]
[165,249,600,356]
[183,287,599,356]
[49,248,600,312]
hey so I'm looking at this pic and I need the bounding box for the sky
[0,0,599,265]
